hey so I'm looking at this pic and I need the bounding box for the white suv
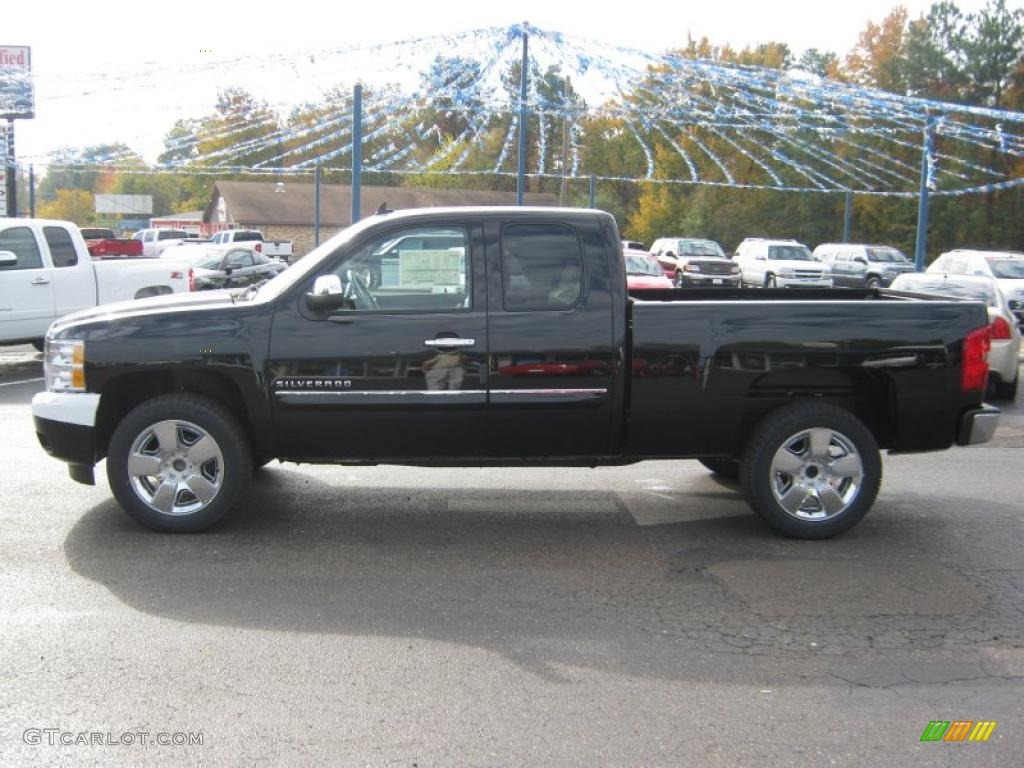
[733,238,832,288]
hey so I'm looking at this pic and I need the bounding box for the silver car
[890,272,1020,400]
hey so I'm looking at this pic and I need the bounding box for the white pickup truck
[208,229,293,262]
[132,228,194,257]
[0,219,191,347]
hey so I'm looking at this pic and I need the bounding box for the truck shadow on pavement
[62,466,1022,685]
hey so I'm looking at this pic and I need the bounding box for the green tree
[36,189,95,225]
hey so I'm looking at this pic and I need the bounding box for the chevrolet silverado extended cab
[32,207,1000,538]
[0,219,191,347]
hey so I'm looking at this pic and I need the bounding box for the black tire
[106,393,253,532]
[865,276,882,289]
[765,274,777,288]
[739,402,882,539]
[993,375,1018,401]
[698,457,740,479]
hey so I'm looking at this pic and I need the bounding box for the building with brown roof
[200,181,559,256]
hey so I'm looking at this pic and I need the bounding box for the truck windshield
[868,247,909,263]
[679,240,725,257]
[987,259,1024,279]
[768,245,814,261]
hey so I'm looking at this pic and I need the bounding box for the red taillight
[991,315,1012,340]
[255,242,262,253]
[961,325,991,392]
[188,267,195,292]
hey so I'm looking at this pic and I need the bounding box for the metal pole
[559,77,570,206]
[5,120,15,217]
[352,83,362,224]
[588,175,596,208]
[914,116,934,272]
[29,164,35,218]
[516,27,529,206]
[314,163,321,247]
[843,191,852,242]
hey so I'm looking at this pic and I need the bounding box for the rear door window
[42,226,79,268]
[500,222,583,311]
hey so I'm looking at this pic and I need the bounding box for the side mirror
[1008,299,1023,311]
[0,250,17,267]
[665,251,675,259]
[305,274,346,311]
[224,267,234,276]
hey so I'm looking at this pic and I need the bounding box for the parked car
[733,238,832,288]
[624,252,674,290]
[78,227,144,259]
[650,237,740,287]
[0,219,190,347]
[928,250,1024,324]
[132,228,193,258]
[34,207,999,540]
[890,272,1020,400]
[208,229,294,262]
[813,243,915,288]
[160,244,287,290]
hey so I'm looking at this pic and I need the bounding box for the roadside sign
[0,46,33,120]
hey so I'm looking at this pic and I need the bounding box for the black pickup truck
[32,207,1000,538]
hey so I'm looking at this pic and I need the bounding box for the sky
[1,0,1008,167]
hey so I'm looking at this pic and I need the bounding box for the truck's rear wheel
[739,402,881,539]
[106,394,252,532]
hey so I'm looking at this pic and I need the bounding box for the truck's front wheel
[106,394,252,532]
[739,403,881,539]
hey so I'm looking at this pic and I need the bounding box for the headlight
[684,263,701,273]
[778,268,795,277]
[44,339,85,392]
[730,265,741,274]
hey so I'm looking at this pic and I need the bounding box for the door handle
[424,337,475,348]
[31,277,50,285]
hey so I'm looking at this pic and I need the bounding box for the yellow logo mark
[968,721,997,742]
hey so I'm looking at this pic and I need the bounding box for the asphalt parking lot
[1,344,1022,766]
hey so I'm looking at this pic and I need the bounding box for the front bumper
[776,276,833,288]
[680,274,741,287]
[32,392,100,483]
[956,404,1001,446]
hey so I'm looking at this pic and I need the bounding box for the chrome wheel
[126,419,224,517]
[769,428,863,521]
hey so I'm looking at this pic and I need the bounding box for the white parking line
[0,377,44,388]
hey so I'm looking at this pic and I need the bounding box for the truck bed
[626,288,989,457]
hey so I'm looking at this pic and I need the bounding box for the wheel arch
[95,368,266,461]
[730,369,899,457]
